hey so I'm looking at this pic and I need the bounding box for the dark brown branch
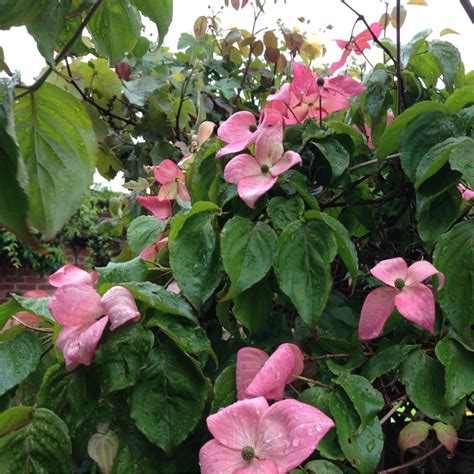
[175,67,195,140]
[460,0,474,22]
[379,444,444,474]
[395,0,406,112]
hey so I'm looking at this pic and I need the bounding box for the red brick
[15,284,38,292]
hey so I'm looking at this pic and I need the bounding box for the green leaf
[267,196,305,231]
[14,83,96,239]
[0,330,41,396]
[334,374,384,433]
[189,141,217,203]
[312,137,350,178]
[98,257,148,284]
[220,217,277,300]
[233,278,273,333]
[329,391,383,474]
[304,460,343,474]
[147,310,212,357]
[0,406,33,436]
[0,79,36,245]
[127,215,167,256]
[400,349,463,425]
[275,220,336,327]
[361,344,418,381]
[88,0,141,64]
[121,281,196,323]
[0,299,22,330]
[364,68,390,123]
[427,40,462,91]
[12,294,54,323]
[170,210,223,310]
[129,338,211,453]
[305,211,358,285]
[0,0,43,29]
[376,101,447,160]
[398,421,431,454]
[449,138,474,188]
[433,221,474,337]
[433,422,458,453]
[0,407,73,472]
[211,365,236,413]
[445,85,474,113]
[400,29,432,68]
[95,325,154,393]
[131,0,173,46]
[435,338,474,407]
[278,170,320,210]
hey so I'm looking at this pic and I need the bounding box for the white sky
[0,0,472,192]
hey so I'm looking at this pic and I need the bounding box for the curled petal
[154,159,183,184]
[199,440,247,474]
[286,343,304,381]
[101,286,140,331]
[237,174,277,208]
[256,399,335,473]
[49,284,104,326]
[137,196,172,220]
[270,151,302,177]
[49,264,94,288]
[394,283,436,334]
[224,154,261,185]
[370,257,408,287]
[291,61,318,97]
[255,129,284,168]
[56,316,108,370]
[207,397,269,450]
[166,281,181,294]
[458,184,474,200]
[237,347,269,400]
[359,286,397,340]
[406,261,445,290]
[177,182,191,201]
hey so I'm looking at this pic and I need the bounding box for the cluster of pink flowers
[199,343,334,473]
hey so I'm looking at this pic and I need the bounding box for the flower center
[260,164,270,173]
[248,124,258,133]
[394,278,405,290]
[317,77,325,87]
[241,446,256,461]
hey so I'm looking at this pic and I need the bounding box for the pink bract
[236,343,304,400]
[49,264,98,288]
[139,236,169,261]
[154,159,190,201]
[137,195,172,220]
[199,397,334,474]
[458,184,474,200]
[358,257,445,340]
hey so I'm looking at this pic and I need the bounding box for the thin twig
[296,375,335,392]
[12,316,53,333]
[175,66,195,140]
[348,153,400,172]
[378,444,444,474]
[380,395,407,425]
[395,0,406,112]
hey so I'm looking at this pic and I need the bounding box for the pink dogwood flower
[331,22,383,73]
[154,159,190,201]
[216,108,285,158]
[458,184,474,200]
[199,397,334,474]
[223,125,302,208]
[49,264,98,288]
[49,284,140,370]
[237,343,304,401]
[359,258,445,340]
[137,195,172,220]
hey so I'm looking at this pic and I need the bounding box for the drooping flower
[137,195,172,220]
[458,184,474,200]
[216,108,285,158]
[199,397,334,474]
[49,264,98,288]
[331,22,383,73]
[358,258,445,340]
[154,159,190,201]
[49,284,140,370]
[223,124,302,208]
[236,343,304,400]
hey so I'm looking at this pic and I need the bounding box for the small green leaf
[127,215,167,256]
[304,460,343,474]
[12,294,54,323]
[267,196,305,231]
[312,137,350,178]
[0,0,43,29]
[433,422,458,453]
[98,257,148,284]
[211,365,236,413]
[398,421,431,454]
[427,40,462,91]
[449,138,474,188]
[131,0,173,46]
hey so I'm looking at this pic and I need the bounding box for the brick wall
[0,247,90,303]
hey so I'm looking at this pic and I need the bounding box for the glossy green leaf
[312,137,350,178]
[304,460,343,474]
[364,68,390,123]
[170,210,223,310]
[0,407,73,472]
[433,221,474,337]
[88,0,141,64]
[0,299,22,330]
[0,330,41,396]
[189,141,217,203]
[278,170,320,210]
[275,220,336,327]
[267,196,305,231]
[0,0,43,29]
[131,0,173,46]
[449,138,474,188]
[427,40,462,90]
[129,338,211,453]
[14,83,96,239]
[398,421,431,454]
[127,215,167,256]
[12,294,54,323]
[400,29,432,68]
[211,365,236,413]
[221,217,277,300]
[445,85,474,113]
[95,325,154,393]
[435,338,474,407]
[98,257,148,284]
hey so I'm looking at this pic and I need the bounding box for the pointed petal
[158,182,178,201]
[49,284,104,326]
[246,344,296,400]
[256,399,335,473]
[370,257,408,287]
[49,265,93,287]
[394,283,435,333]
[359,287,397,340]
[330,49,351,73]
[335,39,349,49]
[326,76,366,97]
[224,154,262,185]
[177,182,191,201]
[406,261,445,289]
[207,397,269,450]
[197,121,216,148]
[166,281,181,294]
[139,243,159,261]
[238,174,277,208]
[237,347,269,400]
[56,317,108,370]
[101,286,140,331]
[258,108,285,130]
[235,459,279,474]
[199,440,247,474]
[320,90,350,113]
[270,151,302,176]
[154,159,182,184]
[217,111,257,157]
[137,196,172,220]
